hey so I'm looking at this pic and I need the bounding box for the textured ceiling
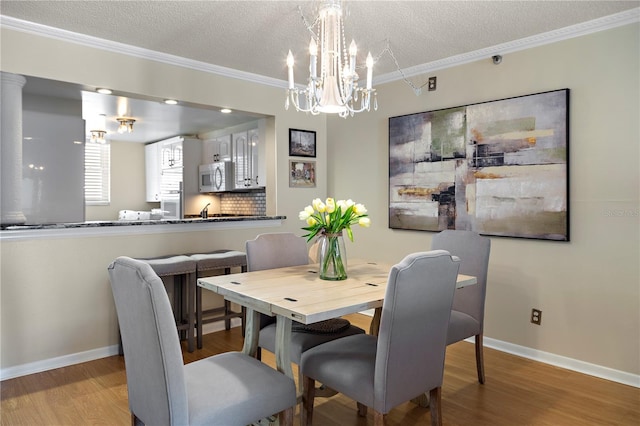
[2,0,638,82]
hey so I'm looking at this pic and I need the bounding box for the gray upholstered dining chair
[300,250,460,426]
[431,229,491,384]
[245,232,366,365]
[108,256,296,426]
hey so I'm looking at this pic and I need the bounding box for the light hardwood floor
[2,313,638,425]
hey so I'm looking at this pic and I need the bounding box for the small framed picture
[289,160,316,188]
[289,128,316,158]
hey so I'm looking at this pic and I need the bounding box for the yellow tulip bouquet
[299,198,370,280]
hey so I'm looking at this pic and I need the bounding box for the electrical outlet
[428,76,437,91]
[531,308,542,325]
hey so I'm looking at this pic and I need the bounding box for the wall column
[1,72,27,226]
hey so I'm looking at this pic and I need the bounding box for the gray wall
[22,93,85,223]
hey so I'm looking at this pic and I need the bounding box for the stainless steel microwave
[199,162,235,192]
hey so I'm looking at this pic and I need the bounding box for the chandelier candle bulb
[366,52,373,90]
[287,50,295,89]
[349,40,357,74]
[309,39,318,78]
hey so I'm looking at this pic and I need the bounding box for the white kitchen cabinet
[161,138,183,168]
[202,135,232,163]
[200,119,265,190]
[233,131,249,188]
[248,128,262,186]
[233,128,262,188]
[145,142,161,202]
[145,136,202,215]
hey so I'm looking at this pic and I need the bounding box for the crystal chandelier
[285,1,377,118]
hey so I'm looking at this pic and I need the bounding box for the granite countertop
[1,215,286,231]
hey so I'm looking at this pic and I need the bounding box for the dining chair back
[108,256,296,426]
[300,250,460,426]
[246,232,309,271]
[431,229,491,383]
[245,232,365,364]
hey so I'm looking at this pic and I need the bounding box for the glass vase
[318,231,347,280]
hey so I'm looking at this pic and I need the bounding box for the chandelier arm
[342,90,374,114]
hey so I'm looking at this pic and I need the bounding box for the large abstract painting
[389,89,569,241]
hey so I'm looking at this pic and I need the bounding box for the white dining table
[197,258,477,381]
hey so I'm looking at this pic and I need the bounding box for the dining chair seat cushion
[259,321,365,364]
[184,352,296,426]
[292,318,351,334]
[447,310,480,345]
[139,255,196,276]
[300,333,377,407]
[189,250,247,273]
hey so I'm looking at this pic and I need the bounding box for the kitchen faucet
[200,203,210,219]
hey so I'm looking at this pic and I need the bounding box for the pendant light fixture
[116,118,136,134]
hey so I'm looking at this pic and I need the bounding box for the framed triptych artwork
[388,89,570,241]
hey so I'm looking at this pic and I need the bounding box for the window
[84,142,110,205]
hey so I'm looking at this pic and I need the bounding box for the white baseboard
[3,321,638,389]
[360,309,639,388]
[202,317,242,335]
[480,336,640,388]
[1,344,120,381]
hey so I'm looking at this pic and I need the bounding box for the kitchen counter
[0,215,286,241]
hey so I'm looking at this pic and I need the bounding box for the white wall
[327,24,639,377]
[0,22,638,382]
[85,140,155,221]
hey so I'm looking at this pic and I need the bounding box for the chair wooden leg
[196,286,203,349]
[302,376,316,426]
[279,406,294,426]
[475,333,485,384]
[373,410,385,426]
[357,402,368,417]
[224,300,232,330]
[186,272,195,353]
[429,387,442,426]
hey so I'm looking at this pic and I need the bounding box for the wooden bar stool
[136,255,197,353]
[189,250,247,349]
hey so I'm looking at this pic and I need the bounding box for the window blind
[84,142,110,205]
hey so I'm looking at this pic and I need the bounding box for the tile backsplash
[219,190,266,216]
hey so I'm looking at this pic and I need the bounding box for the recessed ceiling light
[96,88,112,95]
[221,108,232,114]
[164,99,178,105]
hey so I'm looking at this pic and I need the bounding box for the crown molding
[2,7,638,89]
[0,15,288,89]
[375,7,640,84]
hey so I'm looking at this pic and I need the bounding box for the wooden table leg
[370,307,382,336]
[275,317,293,380]
[242,308,260,357]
